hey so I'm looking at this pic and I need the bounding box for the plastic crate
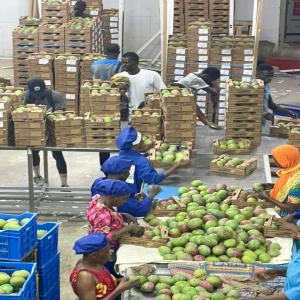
[0,261,36,300]
[0,212,37,261]
[37,223,59,267]
[38,253,60,297]
[39,282,60,300]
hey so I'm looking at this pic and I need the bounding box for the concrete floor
[0,58,298,299]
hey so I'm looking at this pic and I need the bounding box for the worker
[87,179,144,276]
[173,67,221,129]
[92,44,122,81]
[74,0,89,18]
[239,222,300,300]
[91,156,161,217]
[259,145,300,215]
[116,52,166,110]
[24,79,68,187]
[256,64,298,135]
[70,232,139,300]
[116,127,188,195]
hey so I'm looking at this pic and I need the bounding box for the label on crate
[218,121,225,126]
[112,33,119,39]
[176,56,186,61]
[174,75,184,81]
[67,66,77,73]
[198,49,208,55]
[176,49,186,55]
[221,69,230,75]
[219,108,226,114]
[39,58,49,65]
[110,28,119,33]
[0,112,3,118]
[44,80,52,86]
[110,17,119,22]
[175,69,184,75]
[220,75,229,82]
[244,63,253,69]
[222,56,231,62]
[243,69,253,75]
[198,36,208,42]
[221,63,231,69]
[219,101,226,108]
[175,62,185,68]
[111,39,118,43]
[0,121,3,128]
[110,22,118,27]
[222,49,231,55]
[198,28,209,34]
[198,55,208,61]
[219,95,226,101]
[197,103,206,109]
[198,63,208,69]
[66,59,77,65]
[66,94,76,100]
[71,0,76,5]
[244,56,254,62]
[0,103,4,110]
[197,42,207,48]
[220,82,226,88]
[244,49,254,55]
[218,115,225,121]
[90,10,99,16]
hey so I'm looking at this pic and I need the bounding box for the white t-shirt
[117,69,166,109]
[177,73,209,91]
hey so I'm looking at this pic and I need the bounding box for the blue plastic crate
[0,261,36,300]
[37,223,59,267]
[0,212,37,261]
[38,253,60,297]
[39,283,60,300]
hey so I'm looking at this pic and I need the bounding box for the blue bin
[274,104,300,117]
[39,283,60,300]
[0,213,37,261]
[38,253,60,297]
[37,223,59,267]
[0,261,36,300]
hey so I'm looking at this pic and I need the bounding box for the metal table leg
[43,149,49,185]
[27,149,35,212]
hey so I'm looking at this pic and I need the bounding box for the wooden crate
[289,129,300,147]
[131,109,161,124]
[269,126,289,138]
[12,105,46,121]
[212,139,251,154]
[210,154,257,176]
[264,215,300,239]
[154,140,193,152]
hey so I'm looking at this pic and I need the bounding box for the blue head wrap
[116,127,142,150]
[101,156,132,175]
[73,233,109,254]
[92,178,131,196]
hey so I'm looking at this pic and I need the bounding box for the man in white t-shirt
[116,52,166,109]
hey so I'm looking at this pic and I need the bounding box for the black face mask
[27,79,47,102]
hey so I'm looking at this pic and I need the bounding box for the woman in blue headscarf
[116,127,187,195]
[70,233,139,300]
[91,156,161,217]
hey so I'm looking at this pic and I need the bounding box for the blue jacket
[119,149,166,195]
[91,177,153,217]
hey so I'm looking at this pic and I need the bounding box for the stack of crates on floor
[0,212,37,299]
[79,80,110,115]
[12,104,46,147]
[84,112,120,147]
[65,18,99,55]
[47,111,84,147]
[13,24,39,87]
[161,88,197,144]
[80,53,105,82]
[37,222,60,300]
[209,0,230,35]
[54,54,80,113]
[28,53,55,89]
[166,35,187,85]
[100,10,119,48]
[209,36,234,126]
[39,23,65,54]
[173,0,185,34]
[232,37,255,81]
[41,0,69,25]
[184,0,209,32]
[90,87,120,115]
[131,108,162,140]
[225,80,264,146]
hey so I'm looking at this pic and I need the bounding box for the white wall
[0,0,28,57]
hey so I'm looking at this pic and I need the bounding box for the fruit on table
[143,181,281,263]
[218,139,247,150]
[0,269,29,294]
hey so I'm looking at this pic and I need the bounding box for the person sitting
[259,145,300,215]
[74,0,89,18]
[91,156,161,217]
[24,79,68,187]
[116,127,187,196]
[70,232,139,300]
[87,178,144,276]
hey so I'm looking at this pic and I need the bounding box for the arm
[75,271,98,300]
[153,72,166,90]
[52,91,66,110]
[202,86,220,97]
[259,191,293,212]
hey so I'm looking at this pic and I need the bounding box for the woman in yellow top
[260,144,300,216]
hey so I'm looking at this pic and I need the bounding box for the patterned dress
[70,265,117,299]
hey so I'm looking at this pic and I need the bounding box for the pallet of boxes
[55,54,80,112]
[12,105,47,147]
[161,88,196,145]
[84,113,120,148]
[47,111,84,147]
[225,80,264,147]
